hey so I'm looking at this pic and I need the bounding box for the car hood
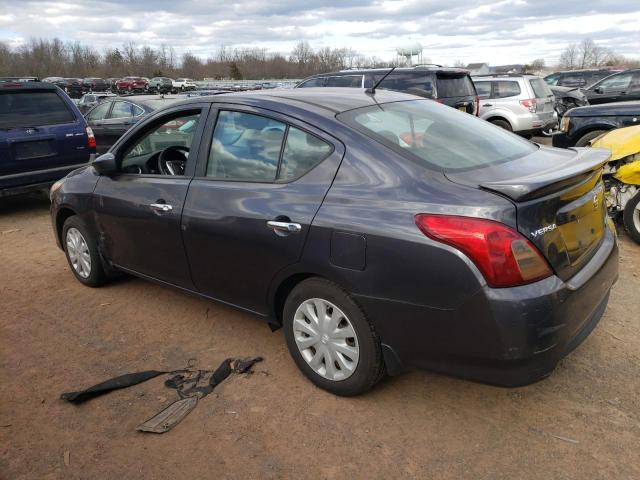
[567,100,640,117]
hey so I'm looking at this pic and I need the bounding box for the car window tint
[436,75,475,97]
[207,111,285,181]
[338,99,536,172]
[278,127,332,181]
[132,105,145,116]
[109,102,133,119]
[529,78,552,98]
[297,77,326,88]
[474,81,491,99]
[378,72,435,98]
[597,73,632,91]
[0,91,75,128]
[121,112,201,174]
[544,74,559,86]
[326,75,362,87]
[86,102,110,121]
[557,74,585,87]
[493,81,521,98]
[628,72,640,92]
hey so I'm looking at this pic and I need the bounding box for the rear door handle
[483,103,493,107]
[150,203,173,212]
[267,220,301,233]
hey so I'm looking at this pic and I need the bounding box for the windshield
[529,78,553,98]
[337,99,536,172]
[436,75,476,97]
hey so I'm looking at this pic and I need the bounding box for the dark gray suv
[50,89,618,395]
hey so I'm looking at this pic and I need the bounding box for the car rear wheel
[62,216,107,287]
[283,278,385,396]
[490,119,512,132]
[623,191,640,244]
[575,130,606,147]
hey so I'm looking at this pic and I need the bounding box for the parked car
[472,74,557,135]
[1,76,39,83]
[172,78,197,91]
[552,101,640,148]
[583,69,640,105]
[148,77,174,94]
[544,69,620,89]
[0,81,95,196]
[50,88,618,395]
[549,85,589,117]
[82,77,109,93]
[84,95,184,153]
[76,92,117,114]
[106,78,120,91]
[114,77,149,93]
[297,66,479,115]
[43,77,83,98]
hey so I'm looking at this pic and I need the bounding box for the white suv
[172,78,197,91]
[472,74,557,136]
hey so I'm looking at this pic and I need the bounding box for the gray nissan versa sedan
[50,88,619,396]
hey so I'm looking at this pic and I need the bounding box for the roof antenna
[366,67,396,95]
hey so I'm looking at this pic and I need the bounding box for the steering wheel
[159,145,189,175]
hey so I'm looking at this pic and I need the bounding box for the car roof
[309,66,468,76]
[0,81,58,92]
[175,87,425,115]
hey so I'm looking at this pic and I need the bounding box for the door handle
[267,220,302,233]
[483,103,493,107]
[150,203,173,212]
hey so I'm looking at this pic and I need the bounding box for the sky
[0,0,639,65]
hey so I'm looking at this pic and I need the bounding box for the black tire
[575,130,606,147]
[283,277,385,396]
[623,191,640,244]
[490,119,512,132]
[62,215,108,287]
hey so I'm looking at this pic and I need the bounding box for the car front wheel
[62,216,107,287]
[283,278,385,396]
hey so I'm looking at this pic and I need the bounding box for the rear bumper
[355,227,619,386]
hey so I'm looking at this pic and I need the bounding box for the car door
[587,72,634,104]
[92,104,209,288]
[85,102,112,154]
[182,106,344,314]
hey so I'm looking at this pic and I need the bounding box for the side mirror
[91,152,117,176]
[593,87,603,94]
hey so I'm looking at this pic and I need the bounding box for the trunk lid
[446,145,611,281]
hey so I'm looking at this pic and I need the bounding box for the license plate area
[14,140,53,160]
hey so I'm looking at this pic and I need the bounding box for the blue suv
[0,80,96,197]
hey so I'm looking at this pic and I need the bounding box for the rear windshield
[0,91,75,129]
[378,72,435,98]
[337,99,536,172]
[436,75,476,97]
[529,78,552,98]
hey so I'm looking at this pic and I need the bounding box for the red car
[115,77,148,93]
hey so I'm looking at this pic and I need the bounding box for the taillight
[475,95,480,116]
[86,126,97,149]
[414,214,552,288]
[519,98,537,112]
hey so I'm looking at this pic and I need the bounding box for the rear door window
[436,75,475,98]
[474,82,492,99]
[0,91,75,129]
[379,72,435,98]
[278,127,333,181]
[207,111,286,181]
[493,81,521,98]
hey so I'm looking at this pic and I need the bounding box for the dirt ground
[1,193,639,480]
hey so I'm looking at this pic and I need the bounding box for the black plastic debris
[60,357,263,433]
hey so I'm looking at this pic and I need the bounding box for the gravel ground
[1,193,639,480]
